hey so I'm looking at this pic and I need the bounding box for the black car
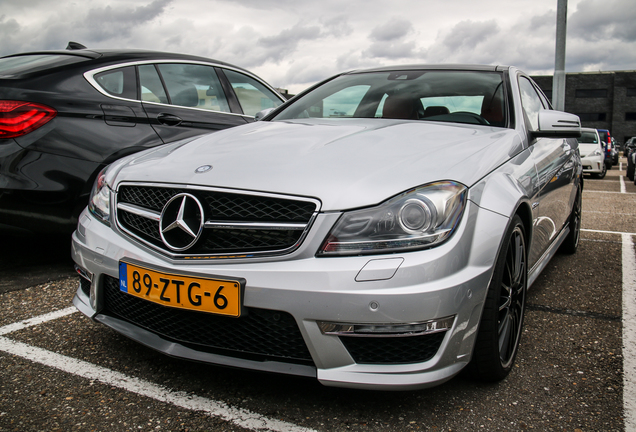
[0,44,285,233]
[626,137,636,181]
[597,129,613,168]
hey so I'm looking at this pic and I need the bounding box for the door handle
[156,113,183,126]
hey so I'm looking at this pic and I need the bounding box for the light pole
[553,0,567,111]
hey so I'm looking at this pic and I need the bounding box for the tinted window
[275,70,506,127]
[94,66,137,99]
[139,64,168,104]
[0,54,87,77]
[156,63,230,112]
[518,77,545,130]
[223,69,283,116]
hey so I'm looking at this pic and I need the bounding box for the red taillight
[0,100,57,139]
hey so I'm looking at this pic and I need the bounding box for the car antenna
[66,41,87,50]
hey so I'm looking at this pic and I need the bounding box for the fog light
[318,316,455,337]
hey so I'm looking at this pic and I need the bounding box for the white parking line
[0,310,316,432]
[623,233,636,432]
[0,306,76,336]
[584,190,636,195]
[582,229,636,236]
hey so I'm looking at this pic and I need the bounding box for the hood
[578,143,602,157]
[114,119,522,211]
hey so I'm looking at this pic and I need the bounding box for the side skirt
[527,225,570,288]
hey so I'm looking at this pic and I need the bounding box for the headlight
[319,181,466,256]
[88,167,112,225]
[592,148,602,156]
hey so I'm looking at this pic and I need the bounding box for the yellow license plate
[118,261,243,317]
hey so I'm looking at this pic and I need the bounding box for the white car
[578,128,606,179]
[72,65,582,390]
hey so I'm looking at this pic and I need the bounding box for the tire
[592,163,607,179]
[627,165,634,181]
[467,215,527,382]
[559,183,582,254]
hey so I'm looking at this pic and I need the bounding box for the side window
[139,65,168,104]
[94,66,137,99]
[156,63,231,112]
[222,69,283,116]
[518,76,545,131]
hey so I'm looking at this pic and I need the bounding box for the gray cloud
[321,15,353,38]
[1,0,634,94]
[369,17,413,42]
[82,0,172,39]
[441,20,500,51]
[0,0,173,55]
[363,17,417,59]
[569,0,636,42]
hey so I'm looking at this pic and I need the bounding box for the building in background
[532,71,636,146]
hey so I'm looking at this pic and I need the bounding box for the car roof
[344,64,508,74]
[0,48,247,75]
[580,127,599,133]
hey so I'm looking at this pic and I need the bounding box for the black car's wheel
[468,215,527,381]
[559,183,582,254]
[592,163,607,179]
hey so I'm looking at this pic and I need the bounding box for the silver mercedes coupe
[72,65,582,390]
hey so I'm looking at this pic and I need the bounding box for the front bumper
[581,155,605,174]
[72,199,508,390]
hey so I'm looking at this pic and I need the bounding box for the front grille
[339,333,445,364]
[101,275,314,365]
[116,185,318,258]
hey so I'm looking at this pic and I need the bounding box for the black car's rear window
[0,54,88,78]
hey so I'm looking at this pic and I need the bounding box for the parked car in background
[625,137,636,181]
[578,128,606,179]
[611,138,619,165]
[597,129,613,168]
[0,43,285,233]
[73,64,582,390]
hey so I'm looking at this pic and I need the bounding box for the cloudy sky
[1,0,635,94]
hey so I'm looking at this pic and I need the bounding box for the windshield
[274,70,507,127]
[577,131,599,144]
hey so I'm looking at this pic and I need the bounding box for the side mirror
[532,110,581,138]
[254,107,275,121]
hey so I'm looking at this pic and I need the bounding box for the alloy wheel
[498,226,526,368]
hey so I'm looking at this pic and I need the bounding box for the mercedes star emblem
[159,193,205,251]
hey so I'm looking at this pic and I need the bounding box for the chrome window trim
[114,182,321,260]
[83,59,285,117]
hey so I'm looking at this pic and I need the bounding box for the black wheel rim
[498,226,526,368]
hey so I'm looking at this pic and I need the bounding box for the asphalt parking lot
[0,159,634,432]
